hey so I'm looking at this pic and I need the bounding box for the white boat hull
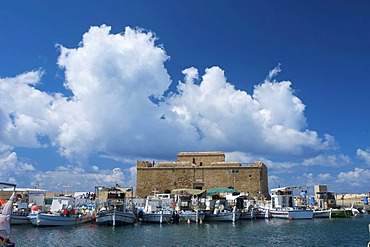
[313,210,331,218]
[96,211,136,225]
[205,211,241,222]
[252,208,268,219]
[29,213,93,226]
[240,212,253,220]
[269,209,313,219]
[11,213,30,224]
[142,212,172,223]
[179,211,205,222]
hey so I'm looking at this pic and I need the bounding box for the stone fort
[136,151,269,198]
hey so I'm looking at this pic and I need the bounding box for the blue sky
[0,1,369,194]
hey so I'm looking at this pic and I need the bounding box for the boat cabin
[270,186,308,209]
[171,189,206,211]
[271,188,293,209]
[154,194,171,200]
[95,186,133,213]
[50,196,75,212]
[316,191,336,209]
[144,196,165,213]
[0,188,47,212]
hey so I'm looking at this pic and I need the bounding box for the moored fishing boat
[0,182,16,247]
[311,191,335,218]
[349,207,368,217]
[28,211,92,226]
[205,209,241,222]
[204,199,240,222]
[172,188,206,223]
[330,208,352,218]
[313,191,352,218]
[0,187,47,225]
[141,210,173,223]
[239,209,254,220]
[28,196,94,226]
[344,203,369,217]
[95,186,136,226]
[138,196,173,224]
[251,207,268,219]
[269,208,313,219]
[179,210,205,223]
[9,213,29,225]
[312,209,332,218]
[231,194,258,220]
[204,187,241,222]
[267,186,313,220]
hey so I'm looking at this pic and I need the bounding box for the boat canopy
[0,188,46,193]
[171,188,206,196]
[316,191,335,195]
[206,187,239,196]
[270,186,308,192]
[95,186,132,193]
[0,183,16,188]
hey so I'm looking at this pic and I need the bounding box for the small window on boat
[195,186,202,190]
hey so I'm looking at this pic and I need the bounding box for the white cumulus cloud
[0,70,58,148]
[0,25,337,189]
[337,167,370,189]
[33,166,128,191]
[302,153,352,167]
[357,148,370,165]
[0,147,36,183]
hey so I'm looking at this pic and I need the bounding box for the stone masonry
[136,152,269,198]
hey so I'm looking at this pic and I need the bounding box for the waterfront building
[136,151,269,198]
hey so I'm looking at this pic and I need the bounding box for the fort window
[192,158,195,164]
[200,162,203,166]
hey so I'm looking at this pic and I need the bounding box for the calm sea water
[10,216,370,247]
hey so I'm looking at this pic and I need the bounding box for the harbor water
[10,216,370,246]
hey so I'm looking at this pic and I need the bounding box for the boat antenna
[34,181,40,189]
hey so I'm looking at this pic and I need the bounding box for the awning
[206,187,240,196]
[171,188,206,196]
[95,186,132,193]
